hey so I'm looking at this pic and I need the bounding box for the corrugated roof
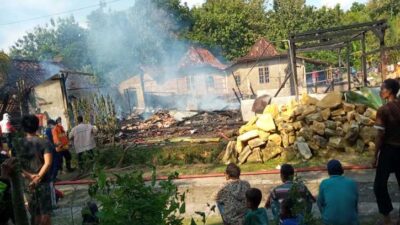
[180,46,227,70]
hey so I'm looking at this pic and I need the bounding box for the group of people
[214,160,357,225]
[0,114,98,225]
[213,78,400,225]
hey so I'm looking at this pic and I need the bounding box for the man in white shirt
[69,116,97,172]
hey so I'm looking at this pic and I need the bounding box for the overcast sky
[0,0,368,51]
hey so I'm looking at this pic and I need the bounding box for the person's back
[70,123,96,153]
[266,164,314,220]
[214,163,250,225]
[318,160,358,225]
[244,188,268,225]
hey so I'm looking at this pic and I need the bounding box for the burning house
[118,46,233,112]
[0,59,95,129]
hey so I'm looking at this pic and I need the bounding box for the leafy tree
[187,0,268,60]
[9,16,89,69]
[0,52,10,87]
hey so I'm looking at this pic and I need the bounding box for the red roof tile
[244,38,279,59]
[180,46,227,70]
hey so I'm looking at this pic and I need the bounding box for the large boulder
[324,128,336,138]
[262,143,284,161]
[248,138,266,149]
[328,137,344,149]
[343,103,356,112]
[359,126,377,144]
[301,93,319,105]
[314,135,328,148]
[239,117,258,134]
[317,91,343,109]
[305,112,323,124]
[311,121,326,136]
[257,130,270,142]
[355,104,367,114]
[325,120,337,130]
[302,105,317,116]
[263,104,279,118]
[331,108,345,117]
[238,130,259,142]
[281,132,290,148]
[355,114,374,126]
[292,121,304,131]
[238,146,252,164]
[295,141,313,160]
[347,111,356,122]
[321,108,331,121]
[222,141,238,164]
[344,122,360,145]
[364,108,377,120]
[256,114,276,132]
[298,127,313,141]
[268,134,282,146]
[246,147,264,163]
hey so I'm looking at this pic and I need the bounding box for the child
[244,188,269,225]
[279,199,299,225]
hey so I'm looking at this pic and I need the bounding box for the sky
[0,0,368,51]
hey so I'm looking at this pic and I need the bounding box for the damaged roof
[6,59,64,93]
[179,46,227,70]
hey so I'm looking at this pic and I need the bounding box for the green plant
[190,203,216,225]
[287,176,319,225]
[344,87,383,110]
[89,167,186,225]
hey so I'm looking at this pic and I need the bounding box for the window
[234,74,241,86]
[259,67,270,84]
[207,76,215,88]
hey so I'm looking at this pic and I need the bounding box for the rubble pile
[223,92,377,165]
[121,110,243,140]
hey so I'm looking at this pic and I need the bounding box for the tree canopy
[7,0,400,74]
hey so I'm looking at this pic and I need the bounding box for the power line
[0,0,126,26]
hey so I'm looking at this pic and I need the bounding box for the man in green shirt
[317,160,358,225]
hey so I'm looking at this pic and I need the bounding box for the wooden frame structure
[286,20,388,98]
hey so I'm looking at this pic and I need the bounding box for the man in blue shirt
[317,160,359,225]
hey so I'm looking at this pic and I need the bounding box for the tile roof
[179,46,227,70]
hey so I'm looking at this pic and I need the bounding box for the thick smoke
[85,1,236,114]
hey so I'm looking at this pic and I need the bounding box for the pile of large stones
[222,91,378,164]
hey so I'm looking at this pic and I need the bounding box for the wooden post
[347,44,351,90]
[361,32,368,86]
[289,39,299,99]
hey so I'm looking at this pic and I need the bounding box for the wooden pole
[361,33,368,86]
[289,39,299,100]
[347,44,352,90]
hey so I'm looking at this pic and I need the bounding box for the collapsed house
[0,59,95,129]
[118,46,231,112]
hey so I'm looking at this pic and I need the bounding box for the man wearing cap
[317,160,358,225]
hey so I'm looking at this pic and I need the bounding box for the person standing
[317,160,358,225]
[0,113,16,156]
[374,79,400,225]
[213,163,250,225]
[52,117,73,173]
[19,115,52,225]
[69,116,97,172]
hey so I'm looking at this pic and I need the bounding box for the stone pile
[222,91,378,165]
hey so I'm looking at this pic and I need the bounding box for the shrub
[89,168,186,225]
